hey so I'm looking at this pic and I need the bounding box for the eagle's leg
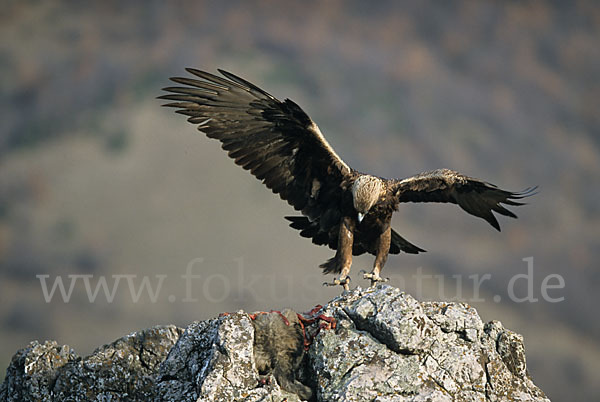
[323,217,354,291]
[363,226,391,287]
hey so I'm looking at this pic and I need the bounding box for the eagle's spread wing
[159,68,352,224]
[393,169,536,231]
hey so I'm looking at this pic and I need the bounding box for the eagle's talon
[363,271,389,287]
[323,276,351,291]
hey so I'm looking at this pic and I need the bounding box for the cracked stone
[1,285,550,402]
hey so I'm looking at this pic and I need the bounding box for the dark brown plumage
[160,69,535,290]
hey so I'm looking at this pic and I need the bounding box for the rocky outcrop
[309,285,548,401]
[1,285,550,401]
[0,325,182,401]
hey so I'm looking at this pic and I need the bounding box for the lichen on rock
[1,285,550,401]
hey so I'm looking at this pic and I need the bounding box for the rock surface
[1,285,550,401]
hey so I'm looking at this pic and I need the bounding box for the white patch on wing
[310,179,321,199]
[197,118,212,127]
[397,176,415,185]
[309,121,351,172]
[396,169,464,187]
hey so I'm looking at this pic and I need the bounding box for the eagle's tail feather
[389,229,426,254]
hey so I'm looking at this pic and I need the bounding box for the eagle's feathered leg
[363,227,391,287]
[322,217,355,291]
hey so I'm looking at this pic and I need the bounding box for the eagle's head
[352,175,384,223]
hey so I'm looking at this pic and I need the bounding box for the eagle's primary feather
[160,69,535,289]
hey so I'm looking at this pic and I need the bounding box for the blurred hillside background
[1,1,599,400]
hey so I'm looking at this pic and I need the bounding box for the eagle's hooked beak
[357,212,365,223]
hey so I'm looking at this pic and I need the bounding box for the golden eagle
[160,69,535,290]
